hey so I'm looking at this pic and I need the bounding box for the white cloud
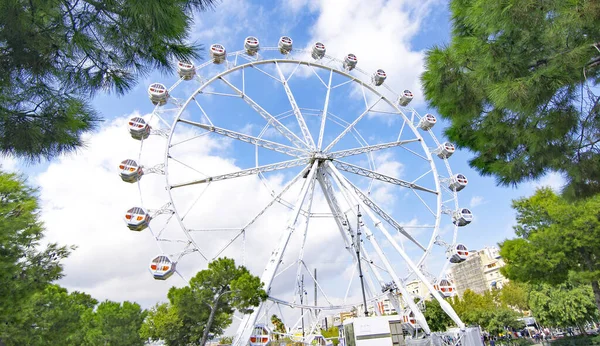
[469,195,484,208]
[297,0,438,107]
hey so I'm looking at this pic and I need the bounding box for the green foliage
[321,326,340,346]
[142,257,267,346]
[0,171,73,341]
[422,0,600,199]
[220,336,234,344]
[498,281,530,312]
[80,300,147,346]
[424,299,453,332]
[499,188,600,312]
[529,282,598,328]
[0,0,217,161]
[551,335,600,346]
[271,314,286,340]
[1,284,97,345]
[450,289,523,335]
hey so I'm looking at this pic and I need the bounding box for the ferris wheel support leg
[316,174,383,309]
[325,169,430,333]
[327,162,466,331]
[233,161,320,346]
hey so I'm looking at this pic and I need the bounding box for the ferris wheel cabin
[418,113,437,131]
[448,243,469,263]
[312,42,326,60]
[435,142,456,159]
[249,324,271,346]
[244,36,260,55]
[149,255,177,280]
[127,117,151,140]
[437,279,456,297]
[210,44,227,64]
[402,310,416,325]
[124,207,151,231]
[398,89,414,106]
[119,159,143,183]
[278,36,293,54]
[148,83,169,106]
[177,61,196,80]
[453,208,473,226]
[343,53,358,70]
[372,69,387,86]
[448,173,468,191]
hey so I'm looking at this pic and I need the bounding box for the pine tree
[0,0,217,161]
[422,0,600,199]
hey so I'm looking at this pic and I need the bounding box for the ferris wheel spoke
[207,166,309,260]
[325,162,427,251]
[323,97,383,152]
[218,76,310,150]
[317,69,333,150]
[177,119,310,158]
[274,61,316,149]
[332,160,438,195]
[169,158,309,189]
[328,139,421,159]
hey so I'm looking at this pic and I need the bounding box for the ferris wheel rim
[162,55,446,274]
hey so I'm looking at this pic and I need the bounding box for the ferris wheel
[119,36,474,344]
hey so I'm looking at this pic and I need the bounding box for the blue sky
[2,0,564,329]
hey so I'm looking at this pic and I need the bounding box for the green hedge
[550,335,600,346]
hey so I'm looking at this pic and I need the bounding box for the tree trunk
[592,280,600,316]
[200,289,225,346]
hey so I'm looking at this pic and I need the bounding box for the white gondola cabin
[398,89,414,106]
[402,310,416,325]
[149,255,176,280]
[447,244,469,263]
[343,53,358,70]
[278,36,293,54]
[119,159,143,183]
[210,43,227,64]
[437,279,455,297]
[372,69,387,86]
[128,117,151,140]
[434,142,456,159]
[418,113,437,130]
[448,173,468,191]
[177,61,196,80]
[148,83,169,106]
[244,36,260,55]
[312,42,326,59]
[452,208,473,227]
[249,324,271,346]
[124,207,151,231]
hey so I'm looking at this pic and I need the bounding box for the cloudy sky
[3,0,564,334]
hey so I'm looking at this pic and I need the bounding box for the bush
[550,335,600,346]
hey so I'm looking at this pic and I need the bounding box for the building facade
[450,246,508,296]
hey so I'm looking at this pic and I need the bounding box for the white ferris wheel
[120,36,474,344]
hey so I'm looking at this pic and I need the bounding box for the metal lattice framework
[121,41,474,345]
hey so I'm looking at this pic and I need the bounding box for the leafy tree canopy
[2,284,97,345]
[422,0,600,199]
[424,299,454,332]
[142,257,267,346]
[529,281,598,330]
[499,188,600,312]
[80,300,147,346]
[0,171,73,341]
[0,0,217,161]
